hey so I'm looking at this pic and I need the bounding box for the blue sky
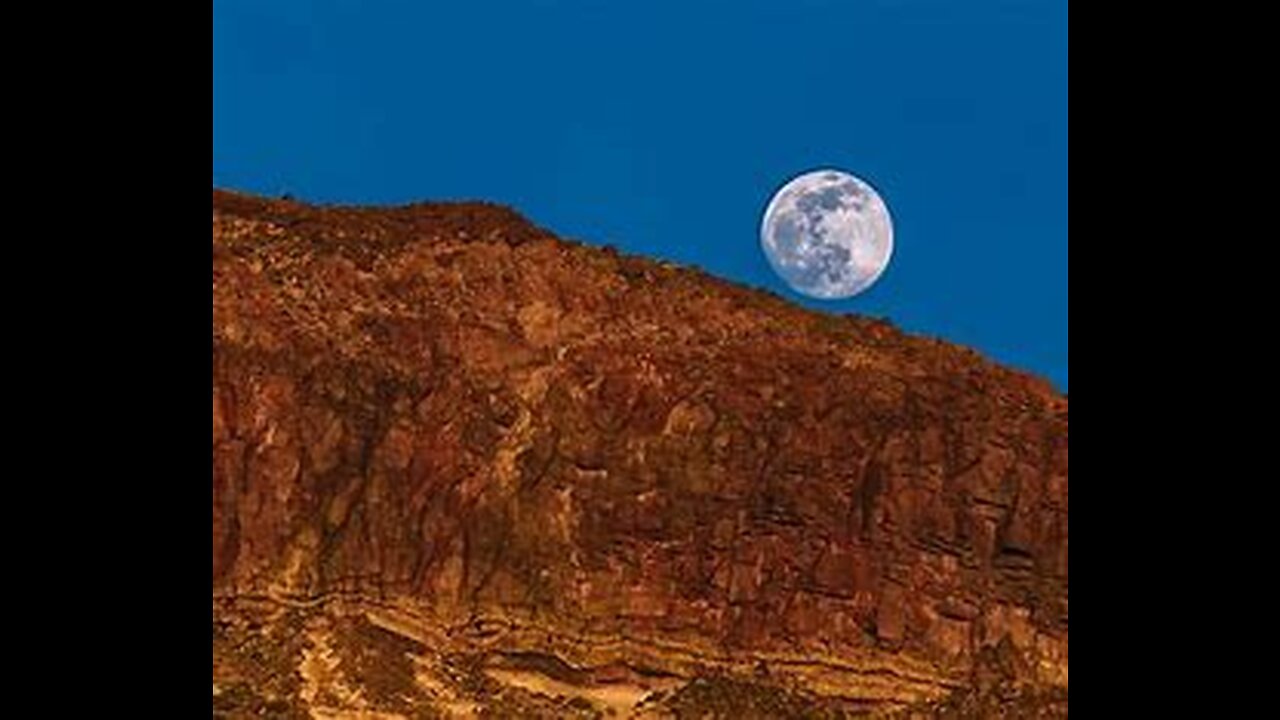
[214,1,1068,391]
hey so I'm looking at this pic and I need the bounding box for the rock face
[212,189,1068,718]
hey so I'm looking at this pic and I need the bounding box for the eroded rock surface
[212,189,1068,718]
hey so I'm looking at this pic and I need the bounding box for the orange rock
[212,189,1068,717]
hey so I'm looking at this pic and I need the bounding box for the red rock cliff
[212,189,1067,718]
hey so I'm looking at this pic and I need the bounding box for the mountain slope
[212,189,1068,718]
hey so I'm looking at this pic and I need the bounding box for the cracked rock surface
[212,189,1068,718]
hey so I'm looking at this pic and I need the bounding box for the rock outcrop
[212,189,1068,718]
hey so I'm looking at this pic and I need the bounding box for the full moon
[760,169,894,299]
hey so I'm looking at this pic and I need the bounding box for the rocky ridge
[212,189,1068,718]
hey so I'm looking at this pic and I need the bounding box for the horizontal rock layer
[211,189,1068,718]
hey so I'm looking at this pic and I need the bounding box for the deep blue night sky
[214,1,1068,390]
